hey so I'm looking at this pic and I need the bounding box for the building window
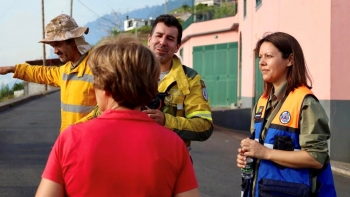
[256,0,262,9]
[128,20,133,28]
[244,0,247,18]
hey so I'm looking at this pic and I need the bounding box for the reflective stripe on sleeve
[62,73,94,83]
[61,102,95,113]
[186,111,212,121]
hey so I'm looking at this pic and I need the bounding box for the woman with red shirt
[36,35,200,197]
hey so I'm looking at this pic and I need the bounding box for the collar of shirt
[71,52,89,70]
[268,81,287,109]
[269,81,288,102]
[158,55,190,95]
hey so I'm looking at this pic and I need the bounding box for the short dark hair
[255,32,312,98]
[89,34,160,109]
[150,14,182,45]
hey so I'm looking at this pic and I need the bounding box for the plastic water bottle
[241,157,254,179]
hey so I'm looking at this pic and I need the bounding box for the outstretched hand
[0,66,16,75]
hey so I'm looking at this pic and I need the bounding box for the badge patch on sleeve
[279,111,291,124]
[200,80,208,101]
[254,106,264,119]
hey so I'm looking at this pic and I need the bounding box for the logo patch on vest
[202,88,208,101]
[200,80,208,101]
[279,111,291,124]
[254,106,264,119]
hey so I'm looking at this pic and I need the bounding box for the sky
[0,0,165,85]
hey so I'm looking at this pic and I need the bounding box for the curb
[0,88,60,112]
[215,125,350,178]
[331,161,350,178]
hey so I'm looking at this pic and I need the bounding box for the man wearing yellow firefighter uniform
[78,14,213,151]
[145,14,213,150]
[0,14,96,132]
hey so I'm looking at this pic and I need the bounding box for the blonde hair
[89,34,160,109]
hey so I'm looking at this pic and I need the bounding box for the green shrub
[12,82,24,91]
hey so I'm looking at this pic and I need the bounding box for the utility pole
[135,22,138,37]
[192,0,196,22]
[41,0,47,91]
[165,0,167,14]
[70,0,73,17]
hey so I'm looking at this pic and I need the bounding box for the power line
[76,0,103,18]
[0,0,20,20]
[76,0,113,24]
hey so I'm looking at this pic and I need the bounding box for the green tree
[195,3,211,13]
[0,83,11,100]
[110,27,120,37]
[12,82,24,91]
[129,25,151,34]
[214,2,237,19]
[181,4,191,12]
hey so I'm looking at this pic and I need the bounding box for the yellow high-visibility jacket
[77,56,213,147]
[13,50,96,132]
[159,56,213,146]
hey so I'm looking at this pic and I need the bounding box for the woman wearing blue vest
[237,32,336,197]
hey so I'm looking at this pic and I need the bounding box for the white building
[195,0,220,6]
[124,17,154,32]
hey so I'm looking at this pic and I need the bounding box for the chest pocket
[164,87,185,117]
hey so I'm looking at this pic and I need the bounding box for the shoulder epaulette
[182,65,198,79]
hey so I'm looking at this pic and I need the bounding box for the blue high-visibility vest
[250,86,336,197]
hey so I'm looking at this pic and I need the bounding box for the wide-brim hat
[39,14,89,43]
[74,36,91,54]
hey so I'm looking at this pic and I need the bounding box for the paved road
[0,91,60,196]
[0,91,349,196]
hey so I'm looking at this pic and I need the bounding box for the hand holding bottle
[237,147,254,179]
